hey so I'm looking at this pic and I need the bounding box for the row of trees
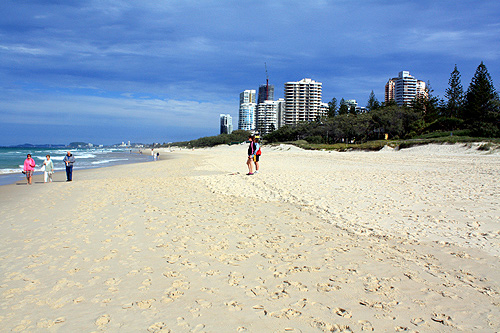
[170,129,250,148]
[265,62,500,144]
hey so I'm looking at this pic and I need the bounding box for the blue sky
[1,0,499,145]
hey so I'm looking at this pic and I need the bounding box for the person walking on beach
[152,149,156,161]
[253,137,261,174]
[246,135,256,175]
[23,154,36,185]
[63,151,75,181]
[43,154,54,183]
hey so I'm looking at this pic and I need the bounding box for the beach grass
[287,136,500,151]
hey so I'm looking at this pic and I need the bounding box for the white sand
[0,143,499,332]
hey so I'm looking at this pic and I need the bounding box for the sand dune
[0,144,499,332]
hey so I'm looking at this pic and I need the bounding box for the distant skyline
[1,0,499,145]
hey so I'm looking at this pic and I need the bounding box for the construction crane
[265,62,269,100]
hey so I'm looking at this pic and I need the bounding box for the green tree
[463,61,499,123]
[463,62,500,136]
[366,90,380,111]
[410,81,440,124]
[338,98,348,115]
[444,64,464,118]
[327,97,338,118]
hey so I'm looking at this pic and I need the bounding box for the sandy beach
[0,143,499,332]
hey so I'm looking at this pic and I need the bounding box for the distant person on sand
[63,151,75,181]
[43,155,54,183]
[152,149,156,161]
[246,135,256,175]
[23,154,36,185]
[156,152,160,160]
[253,137,261,174]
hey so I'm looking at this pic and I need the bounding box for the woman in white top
[43,154,54,183]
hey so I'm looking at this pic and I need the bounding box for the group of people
[246,135,261,175]
[151,149,160,161]
[22,151,76,185]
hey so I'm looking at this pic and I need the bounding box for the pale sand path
[0,145,499,332]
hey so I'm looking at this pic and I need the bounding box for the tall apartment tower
[276,99,285,129]
[257,84,275,104]
[385,71,426,106]
[385,79,395,103]
[256,100,281,135]
[416,80,427,99]
[238,90,256,131]
[284,78,325,125]
[220,114,233,134]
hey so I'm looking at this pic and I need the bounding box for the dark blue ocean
[0,147,152,185]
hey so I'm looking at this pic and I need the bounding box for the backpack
[256,147,261,156]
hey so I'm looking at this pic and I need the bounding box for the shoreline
[0,149,170,187]
[1,145,499,331]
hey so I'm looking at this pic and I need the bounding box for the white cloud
[0,91,235,130]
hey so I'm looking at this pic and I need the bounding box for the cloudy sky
[1,0,499,145]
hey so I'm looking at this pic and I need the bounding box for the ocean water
[0,147,152,185]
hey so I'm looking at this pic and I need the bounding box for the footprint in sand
[316,282,341,292]
[192,323,206,332]
[228,272,244,286]
[188,306,201,317]
[163,271,182,278]
[333,307,352,318]
[37,317,65,328]
[410,317,425,326]
[95,314,110,327]
[172,279,190,290]
[270,308,302,319]
[225,300,243,311]
[162,289,184,303]
[431,313,454,326]
[136,299,156,309]
[147,322,170,332]
[358,320,374,331]
[139,278,152,291]
[310,318,350,332]
[196,299,212,308]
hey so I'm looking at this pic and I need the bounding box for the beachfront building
[416,80,427,99]
[284,78,325,125]
[345,99,358,112]
[238,90,256,131]
[385,79,395,103]
[385,71,427,106]
[256,100,280,135]
[276,98,285,129]
[257,84,275,104]
[220,114,233,134]
[343,99,367,114]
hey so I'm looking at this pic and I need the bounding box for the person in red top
[23,154,36,185]
[253,137,261,174]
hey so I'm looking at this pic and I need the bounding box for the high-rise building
[238,90,256,131]
[416,80,427,99]
[276,99,285,129]
[240,89,256,104]
[220,114,233,134]
[257,84,275,104]
[385,79,395,103]
[284,78,325,125]
[385,71,426,106]
[256,100,280,135]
